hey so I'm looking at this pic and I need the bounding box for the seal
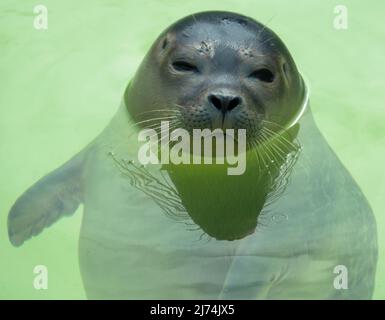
[8,11,377,299]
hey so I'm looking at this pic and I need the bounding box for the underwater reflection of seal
[8,12,377,299]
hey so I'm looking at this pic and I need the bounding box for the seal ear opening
[280,61,291,88]
[161,37,168,50]
[282,62,289,76]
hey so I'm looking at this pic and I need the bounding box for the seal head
[125,11,305,146]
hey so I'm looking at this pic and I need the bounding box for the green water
[0,0,384,299]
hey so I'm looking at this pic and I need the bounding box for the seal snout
[126,10,305,147]
[200,87,245,130]
[207,93,242,113]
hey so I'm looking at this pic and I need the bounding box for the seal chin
[203,223,257,241]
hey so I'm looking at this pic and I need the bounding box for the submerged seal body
[8,12,377,299]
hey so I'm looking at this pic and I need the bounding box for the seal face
[125,11,305,148]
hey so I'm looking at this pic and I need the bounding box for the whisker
[263,126,298,151]
[260,128,287,156]
[257,14,276,39]
[258,135,280,173]
[131,116,179,128]
[260,132,284,169]
[255,137,270,172]
[251,141,262,172]
[135,109,181,117]
[147,120,182,138]
[174,103,190,110]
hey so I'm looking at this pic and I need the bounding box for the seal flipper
[8,150,87,247]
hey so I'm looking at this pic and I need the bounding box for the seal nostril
[228,97,241,111]
[208,95,223,110]
[208,94,242,112]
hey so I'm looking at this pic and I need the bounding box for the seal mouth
[168,103,263,148]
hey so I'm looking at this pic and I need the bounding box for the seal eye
[249,68,275,83]
[172,61,198,73]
